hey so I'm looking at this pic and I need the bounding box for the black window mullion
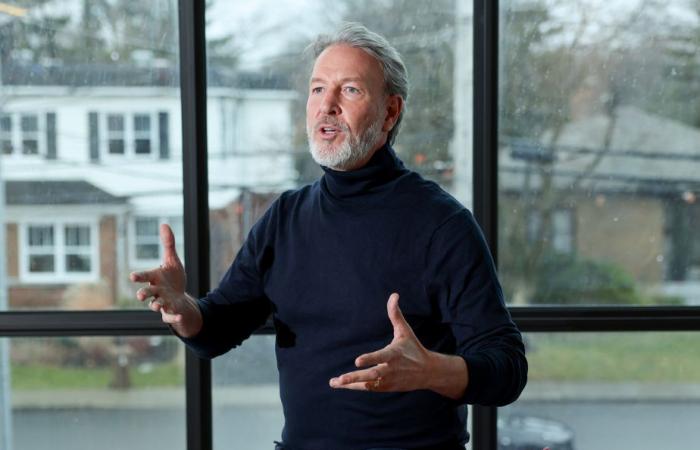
[178,1,212,450]
[472,0,499,449]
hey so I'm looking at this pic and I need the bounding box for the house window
[22,222,97,281]
[64,225,92,273]
[107,114,126,155]
[135,217,160,260]
[527,208,574,254]
[1,114,12,154]
[21,114,39,155]
[132,216,183,265]
[134,114,151,155]
[27,225,55,273]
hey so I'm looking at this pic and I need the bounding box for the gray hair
[308,22,409,146]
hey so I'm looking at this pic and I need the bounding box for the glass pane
[212,335,283,449]
[206,1,473,448]
[134,139,151,154]
[0,336,185,450]
[134,115,150,132]
[1,0,182,310]
[135,218,159,237]
[21,140,38,155]
[66,254,91,273]
[28,226,54,247]
[498,0,700,306]
[109,139,125,154]
[0,115,10,131]
[108,115,124,131]
[65,226,90,247]
[502,332,700,449]
[20,115,38,132]
[136,244,159,260]
[2,140,13,154]
[29,255,54,273]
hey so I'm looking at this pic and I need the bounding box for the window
[134,114,152,155]
[107,114,126,155]
[527,208,574,255]
[27,225,55,273]
[20,114,39,155]
[64,225,92,273]
[100,112,157,158]
[21,222,98,282]
[1,114,12,154]
[131,216,183,266]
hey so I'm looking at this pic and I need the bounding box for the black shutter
[89,112,99,162]
[159,111,169,160]
[46,112,57,160]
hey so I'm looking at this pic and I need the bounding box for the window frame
[100,111,159,160]
[129,215,184,268]
[19,220,100,284]
[1,3,700,450]
[0,111,46,158]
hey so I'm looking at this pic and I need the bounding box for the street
[9,400,700,450]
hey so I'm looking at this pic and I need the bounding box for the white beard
[307,117,383,171]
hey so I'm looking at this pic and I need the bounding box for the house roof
[5,180,126,205]
[501,106,700,196]
[2,62,292,90]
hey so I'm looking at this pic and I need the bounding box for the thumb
[160,223,180,265]
[387,293,412,339]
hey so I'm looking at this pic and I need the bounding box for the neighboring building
[1,63,299,309]
[500,105,700,303]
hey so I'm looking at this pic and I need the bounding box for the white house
[0,63,299,308]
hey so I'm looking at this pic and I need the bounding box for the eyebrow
[310,77,364,84]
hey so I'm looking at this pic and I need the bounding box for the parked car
[499,414,575,450]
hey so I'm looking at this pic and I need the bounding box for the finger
[137,285,161,302]
[387,292,412,339]
[160,309,183,324]
[355,348,394,368]
[160,224,180,266]
[330,364,386,387]
[130,268,161,284]
[330,381,369,391]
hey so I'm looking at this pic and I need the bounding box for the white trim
[19,219,100,284]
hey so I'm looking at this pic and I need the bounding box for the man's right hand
[129,224,203,338]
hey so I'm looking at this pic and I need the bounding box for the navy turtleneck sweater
[182,144,527,450]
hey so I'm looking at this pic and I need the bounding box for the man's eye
[311,87,323,94]
[344,86,360,94]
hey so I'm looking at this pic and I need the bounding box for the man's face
[306,45,392,171]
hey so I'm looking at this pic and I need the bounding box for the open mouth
[319,125,342,139]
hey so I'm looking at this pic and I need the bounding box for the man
[131,23,527,450]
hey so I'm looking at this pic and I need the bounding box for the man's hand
[129,224,202,338]
[329,293,469,399]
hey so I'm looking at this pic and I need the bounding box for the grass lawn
[526,332,700,382]
[11,362,183,390]
[9,332,700,389]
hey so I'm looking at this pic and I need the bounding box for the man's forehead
[310,45,383,81]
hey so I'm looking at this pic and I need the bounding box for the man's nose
[319,90,341,115]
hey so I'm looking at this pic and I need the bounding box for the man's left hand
[329,293,451,394]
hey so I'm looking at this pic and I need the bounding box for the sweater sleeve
[424,209,527,406]
[179,205,275,360]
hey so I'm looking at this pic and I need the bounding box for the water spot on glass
[656,255,664,263]
[613,217,619,222]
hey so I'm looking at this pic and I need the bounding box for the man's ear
[382,95,404,133]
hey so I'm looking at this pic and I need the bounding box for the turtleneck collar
[320,143,407,199]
